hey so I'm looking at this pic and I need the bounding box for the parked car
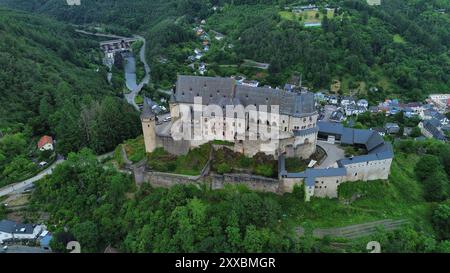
[38,161,48,167]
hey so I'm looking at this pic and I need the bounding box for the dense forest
[2,0,449,100]
[27,144,450,253]
[1,0,449,253]
[0,9,141,185]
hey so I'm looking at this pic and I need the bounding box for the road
[75,30,150,111]
[124,35,151,111]
[74,29,128,39]
[316,140,345,168]
[0,151,115,198]
[0,160,64,198]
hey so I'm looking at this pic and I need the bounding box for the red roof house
[37,135,54,151]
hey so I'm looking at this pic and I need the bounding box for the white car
[163,116,172,122]
[39,161,48,167]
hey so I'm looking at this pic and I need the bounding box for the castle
[141,75,319,159]
[140,75,394,201]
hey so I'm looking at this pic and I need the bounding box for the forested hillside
[0,9,141,185]
[2,0,449,100]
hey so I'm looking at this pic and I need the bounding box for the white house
[0,220,44,243]
[341,96,356,107]
[357,99,369,108]
[37,135,54,151]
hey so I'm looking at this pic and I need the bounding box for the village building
[0,220,44,243]
[37,135,54,151]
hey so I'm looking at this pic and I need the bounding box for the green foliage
[284,157,308,173]
[415,154,449,202]
[432,203,450,240]
[216,162,232,174]
[148,144,211,175]
[212,148,277,178]
[30,149,134,252]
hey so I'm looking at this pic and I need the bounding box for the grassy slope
[275,152,432,233]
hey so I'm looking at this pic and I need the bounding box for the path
[75,30,151,111]
[297,219,409,239]
[316,140,345,169]
[74,29,127,39]
[124,35,150,111]
[0,159,64,198]
[0,151,115,198]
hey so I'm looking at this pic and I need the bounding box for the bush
[216,162,231,174]
[254,164,274,177]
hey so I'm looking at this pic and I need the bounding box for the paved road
[316,140,345,168]
[124,35,150,111]
[74,29,128,39]
[1,245,51,253]
[0,151,115,198]
[0,160,64,198]
[75,30,150,111]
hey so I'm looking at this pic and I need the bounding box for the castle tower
[141,98,157,153]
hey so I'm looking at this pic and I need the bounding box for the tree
[432,204,450,240]
[72,221,100,253]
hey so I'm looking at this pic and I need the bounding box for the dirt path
[297,219,409,239]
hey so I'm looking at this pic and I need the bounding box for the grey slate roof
[317,121,344,135]
[173,75,316,117]
[286,168,347,186]
[0,220,35,234]
[0,220,15,233]
[318,121,385,152]
[141,97,156,119]
[293,127,319,137]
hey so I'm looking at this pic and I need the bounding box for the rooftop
[172,75,316,117]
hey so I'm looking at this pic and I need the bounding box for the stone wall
[210,173,280,193]
[138,169,282,194]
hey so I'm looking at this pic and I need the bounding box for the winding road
[75,30,151,111]
[124,35,151,111]
[0,31,150,199]
[0,152,114,198]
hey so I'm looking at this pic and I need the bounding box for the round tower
[141,98,157,153]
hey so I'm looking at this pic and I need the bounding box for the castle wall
[210,174,280,192]
[342,158,392,182]
[313,176,344,198]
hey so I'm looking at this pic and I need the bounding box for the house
[432,111,449,125]
[314,92,326,102]
[340,96,356,107]
[345,104,365,116]
[39,231,52,251]
[241,79,259,87]
[384,123,400,134]
[357,99,369,108]
[198,62,207,75]
[37,135,54,151]
[328,95,338,105]
[284,84,296,92]
[372,127,386,137]
[419,120,447,141]
[403,127,413,137]
[0,220,44,243]
[329,110,345,122]
[369,106,379,113]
